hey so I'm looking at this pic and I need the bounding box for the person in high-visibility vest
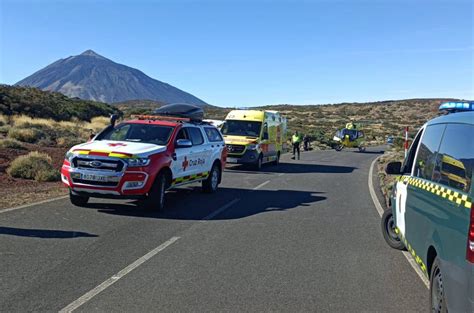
[291,131,302,160]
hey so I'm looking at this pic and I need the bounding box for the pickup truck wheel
[203,164,220,193]
[143,173,166,211]
[69,191,89,207]
[381,209,405,250]
[430,257,448,313]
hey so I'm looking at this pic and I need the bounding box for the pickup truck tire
[142,173,166,211]
[202,163,220,193]
[430,257,448,313]
[381,209,405,250]
[69,191,89,207]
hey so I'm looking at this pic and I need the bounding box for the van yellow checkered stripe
[395,227,428,275]
[398,175,472,209]
[172,172,209,185]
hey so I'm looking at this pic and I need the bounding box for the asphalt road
[0,147,428,312]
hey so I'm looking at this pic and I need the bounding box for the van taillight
[467,204,474,263]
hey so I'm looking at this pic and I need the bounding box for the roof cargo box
[154,103,204,122]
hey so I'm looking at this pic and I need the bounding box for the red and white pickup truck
[61,107,227,210]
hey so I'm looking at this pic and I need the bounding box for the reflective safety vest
[292,134,302,143]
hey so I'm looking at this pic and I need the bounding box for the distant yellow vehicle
[433,154,470,192]
[221,110,287,170]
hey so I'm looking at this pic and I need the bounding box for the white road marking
[368,157,385,217]
[59,236,180,313]
[253,180,270,190]
[0,195,68,215]
[368,156,430,289]
[202,198,241,220]
[278,173,285,177]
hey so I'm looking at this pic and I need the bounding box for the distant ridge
[16,50,207,106]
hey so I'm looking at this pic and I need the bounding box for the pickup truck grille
[71,179,119,187]
[72,157,125,172]
[226,144,245,154]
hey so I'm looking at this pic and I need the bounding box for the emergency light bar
[439,101,474,113]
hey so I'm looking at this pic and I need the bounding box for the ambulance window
[433,124,473,193]
[188,127,204,145]
[413,124,446,180]
[262,123,268,137]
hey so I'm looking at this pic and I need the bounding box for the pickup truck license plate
[227,157,238,163]
[81,174,108,182]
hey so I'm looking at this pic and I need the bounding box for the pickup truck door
[172,128,197,180]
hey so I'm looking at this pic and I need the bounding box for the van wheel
[430,258,448,313]
[203,164,220,193]
[381,209,405,250]
[142,173,167,211]
[69,191,89,207]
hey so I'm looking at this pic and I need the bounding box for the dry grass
[0,114,8,126]
[0,138,25,149]
[7,151,60,182]
[2,115,110,147]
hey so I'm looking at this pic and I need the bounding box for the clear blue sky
[1,0,472,107]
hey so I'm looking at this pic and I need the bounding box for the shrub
[7,127,44,143]
[56,136,84,148]
[0,114,8,126]
[7,151,60,182]
[0,125,12,136]
[0,138,25,149]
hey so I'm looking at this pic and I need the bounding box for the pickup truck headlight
[247,144,259,150]
[65,151,75,163]
[127,158,150,167]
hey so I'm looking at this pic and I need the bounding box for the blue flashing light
[439,101,474,112]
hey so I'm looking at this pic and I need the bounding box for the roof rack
[131,115,191,123]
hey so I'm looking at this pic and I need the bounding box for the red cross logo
[107,143,127,147]
[182,156,189,171]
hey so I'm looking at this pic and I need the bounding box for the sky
[0,0,473,107]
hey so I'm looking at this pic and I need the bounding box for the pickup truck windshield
[221,120,261,137]
[98,123,174,145]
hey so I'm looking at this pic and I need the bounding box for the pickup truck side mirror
[176,139,193,148]
[386,161,402,175]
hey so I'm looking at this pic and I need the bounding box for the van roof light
[439,101,474,113]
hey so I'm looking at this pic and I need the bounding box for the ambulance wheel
[381,209,405,250]
[254,154,263,171]
[69,191,89,207]
[143,173,167,211]
[273,152,280,165]
[430,257,448,313]
[203,163,220,193]
[335,144,343,151]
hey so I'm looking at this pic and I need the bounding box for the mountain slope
[15,50,207,106]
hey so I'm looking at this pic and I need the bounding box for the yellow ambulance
[221,110,287,170]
